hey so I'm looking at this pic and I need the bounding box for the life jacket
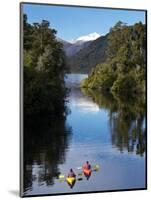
[83,163,91,170]
[68,171,75,177]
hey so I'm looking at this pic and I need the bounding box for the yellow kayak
[66,177,76,185]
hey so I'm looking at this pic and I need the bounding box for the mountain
[67,34,108,74]
[60,32,100,57]
[64,40,91,57]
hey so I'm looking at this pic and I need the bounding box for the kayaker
[68,168,76,178]
[83,161,91,170]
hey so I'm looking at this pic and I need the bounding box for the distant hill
[67,35,108,74]
[58,32,101,57]
[64,40,92,57]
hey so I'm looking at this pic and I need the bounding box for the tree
[23,14,68,118]
[81,21,146,97]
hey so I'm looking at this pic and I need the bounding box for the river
[23,73,146,196]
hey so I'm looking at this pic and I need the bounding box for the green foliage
[111,74,139,97]
[81,21,146,97]
[23,14,68,117]
[24,50,32,67]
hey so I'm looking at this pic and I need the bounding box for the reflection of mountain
[23,116,72,194]
[82,88,146,156]
[65,74,100,113]
[69,86,100,113]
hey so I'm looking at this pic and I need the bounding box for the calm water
[23,74,146,196]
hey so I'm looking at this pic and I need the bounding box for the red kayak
[83,167,91,176]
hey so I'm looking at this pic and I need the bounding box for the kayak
[83,167,91,175]
[66,177,76,185]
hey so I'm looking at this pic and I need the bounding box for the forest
[23,14,68,119]
[81,21,146,98]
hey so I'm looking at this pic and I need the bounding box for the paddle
[58,173,83,182]
[77,167,82,170]
[92,164,100,171]
[58,164,100,182]
[59,174,65,179]
[58,174,66,182]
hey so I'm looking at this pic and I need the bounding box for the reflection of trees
[81,88,146,156]
[23,115,72,194]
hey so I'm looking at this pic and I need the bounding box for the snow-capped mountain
[60,32,101,57]
[70,32,100,44]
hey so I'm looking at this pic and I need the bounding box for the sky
[23,3,146,41]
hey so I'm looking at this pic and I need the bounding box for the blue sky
[23,4,146,41]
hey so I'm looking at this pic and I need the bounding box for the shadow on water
[23,114,72,194]
[81,88,146,156]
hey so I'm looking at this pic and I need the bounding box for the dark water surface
[24,74,146,196]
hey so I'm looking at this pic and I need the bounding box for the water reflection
[68,86,100,113]
[23,115,72,194]
[23,74,146,195]
[81,88,146,156]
